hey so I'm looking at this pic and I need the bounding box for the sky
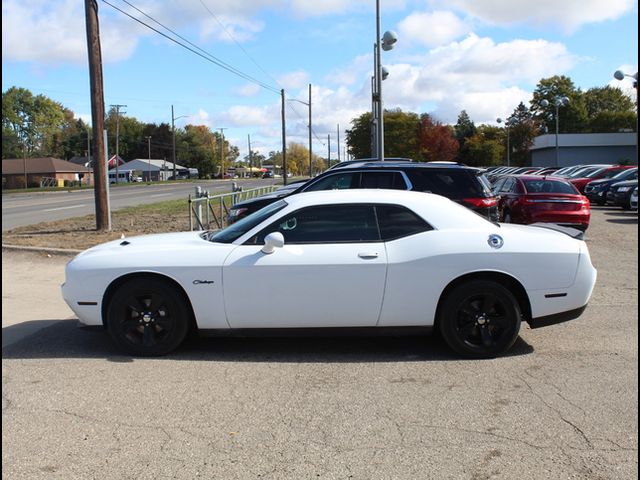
[2,0,638,162]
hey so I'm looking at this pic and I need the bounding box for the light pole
[541,96,570,166]
[496,117,511,166]
[288,84,313,177]
[171,105,192,180]
[614,70,639,161]
[373,0,397,161]
[145,135,152,182]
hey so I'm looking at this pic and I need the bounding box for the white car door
[222,204,388,328]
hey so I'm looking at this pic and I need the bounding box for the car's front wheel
[439,280,521,358]
[106,277,190,356]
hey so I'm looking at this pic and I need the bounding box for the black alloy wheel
[439,280,521,358]
[106,277,190,356]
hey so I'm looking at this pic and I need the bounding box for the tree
[500,102,540,166]
[453,110,476,148]
[530,75,588,134]
[461,130,503,167]
[345,112,374,159]
[180,125,218,178]
[345,109,420,160]
[418,114,459,162]
[583,86,636,133]
[2,86,68,156]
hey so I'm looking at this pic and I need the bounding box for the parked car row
[228,160,499,225]
[486,163,638,230]
[236,160,636,234]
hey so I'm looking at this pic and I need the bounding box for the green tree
[583,86,636,133]
[453,110,476,149]
[530,75,588,134]
[500,102,540,166]
[461,130,503,167]
[345,109,420,160]
[2,86,68,156]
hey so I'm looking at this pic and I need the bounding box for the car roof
[328,158,415,170]
[506,174,575,183]
[280,189,492,230]
[324,161,476,171]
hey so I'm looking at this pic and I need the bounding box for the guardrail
[188,184,278,231]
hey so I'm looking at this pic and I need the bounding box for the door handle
[358,252,379,259]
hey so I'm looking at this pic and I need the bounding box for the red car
[569,165,635,194]
[494,175,590,231]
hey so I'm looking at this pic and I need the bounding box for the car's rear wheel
[502,210,512,223]
[106,277,190,356]
[439,280,521,358]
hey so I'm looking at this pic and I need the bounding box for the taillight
[462,197,498,208]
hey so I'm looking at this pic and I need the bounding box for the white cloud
[398,11,471,47]
[278,70,310,90]
[380,34,578,124]
[431,0,635,32]
[221,105,274,127]
[235,83,262,97]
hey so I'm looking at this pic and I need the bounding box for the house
[2,157,93,189]
[530,132,637,167]
[109,159,192,182]
[68,154,125,170]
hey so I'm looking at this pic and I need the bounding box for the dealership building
[530,132,637,167]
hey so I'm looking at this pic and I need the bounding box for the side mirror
[261,232,285,254]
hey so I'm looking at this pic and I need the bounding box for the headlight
[618,186,633,192]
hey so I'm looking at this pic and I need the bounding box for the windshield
[583,167,606,178]
[207,200,288,243]
[613,168,637,179]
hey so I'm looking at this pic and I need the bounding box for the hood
[70,231,234,270]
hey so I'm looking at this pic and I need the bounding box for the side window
[302,173,359,192]
[492,177,506,193]
[499,177,516,193]
[360,171,407,190]
[376,205,433,241]
[246,205,380,244]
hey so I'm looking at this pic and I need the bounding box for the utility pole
[308,84,312,178]
[218,128,227,179]
[171,105,176,180]
[110,103,126,182]
[247,134,252,174]
[84,0,109,230]
[281,89,287,185]
[337,124,341,162]
[145,135,152,182]
[327,133,331,170]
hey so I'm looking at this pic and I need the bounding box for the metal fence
[188,184,278,231]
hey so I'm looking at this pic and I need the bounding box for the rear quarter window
[406,169,485,197]
[376,205,433,241]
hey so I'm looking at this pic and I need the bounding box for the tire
[439,280,521,358]
[503,211,512,223]
[106,277,190,356]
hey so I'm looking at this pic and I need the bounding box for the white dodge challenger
[62,189,597,358]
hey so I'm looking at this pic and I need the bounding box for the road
[1,179,276,231]
[2,206,637,479]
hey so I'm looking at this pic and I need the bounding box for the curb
[2,244,82,255]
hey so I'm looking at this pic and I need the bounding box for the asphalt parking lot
[2,206,638,480]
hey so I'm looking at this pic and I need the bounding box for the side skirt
[197,326,434,338]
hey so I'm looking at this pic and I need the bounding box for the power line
[102,0,280,94]
[198,0,281,89]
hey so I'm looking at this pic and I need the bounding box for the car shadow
[604,211,638,225]
[2,319,534,362]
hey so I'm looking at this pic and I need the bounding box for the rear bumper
[528,304,587,329]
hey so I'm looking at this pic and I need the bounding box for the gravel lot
[2,206,637,479]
